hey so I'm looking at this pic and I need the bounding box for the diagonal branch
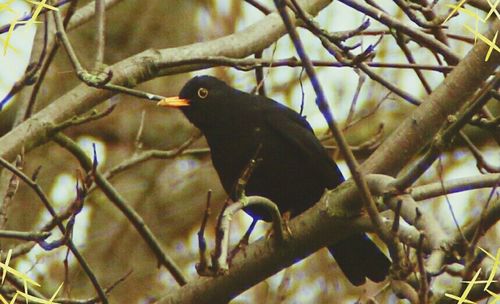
[0,156,108,304]
[52,133,188,286]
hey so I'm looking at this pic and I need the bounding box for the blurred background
[0,0,498,303]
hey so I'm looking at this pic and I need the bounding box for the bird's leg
[282,211,293,236]
[228,218,258,264]
[265,211,292,239]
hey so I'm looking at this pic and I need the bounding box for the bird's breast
[204,126,263,195]
[204,124,327,221]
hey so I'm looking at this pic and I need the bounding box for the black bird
[158,75,390,286]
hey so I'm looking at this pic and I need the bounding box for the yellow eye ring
[198,87,208,99]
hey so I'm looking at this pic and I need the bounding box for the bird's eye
[197,87,209,99]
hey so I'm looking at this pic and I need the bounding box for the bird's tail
[328,233,391,286]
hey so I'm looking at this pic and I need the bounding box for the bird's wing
[263,102,345,188]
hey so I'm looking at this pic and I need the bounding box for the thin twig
[387,199,407,277]
[101,133,202,181]
[0,0,73,35]
[23,0,80,121]
[470,114,500,131]
[160,56,454,72]
[479,105,500,145]
[414,0,450,45]
[393,32,432,94]
[289,6,424,106]
[437,156,466,241]
[393,0,446,29]
[252,43,278,96]
[0,15,49,110]
[343,92,391,131]
[0,230,50,242]
[94,0,106,68]
[0,155,22,230]
[53,8,112,87]
[196,190,212,276]
[134,110,146,153]
[298,67,305,115]
[208,144,283,275]
[460,132,500,173]
[468,178,499,253]
[344,71,366,127]
[416,233,429,304]
[56,269,133,304]
[317,34,423,106]
[53,105,116,133]
[324,123,384,153]
[338,0,459,65]
[68,0,125,31]
[52,2,180,104]
[353,28,473,44]
[244,0,272,14]
[254,50,266,96]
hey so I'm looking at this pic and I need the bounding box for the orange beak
[157,96,190,107]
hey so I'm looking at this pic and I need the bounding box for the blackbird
[158,75,390,286]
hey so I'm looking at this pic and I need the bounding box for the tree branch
[52,133,188,286]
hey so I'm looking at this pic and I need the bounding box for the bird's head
[157,75,243,129]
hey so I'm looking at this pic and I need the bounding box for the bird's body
[199,90,342,221]
[159,75,391,286]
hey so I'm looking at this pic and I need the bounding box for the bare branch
[52,133,188,286]
[0,230,50,242]
[411,174,500,201]
[0,156,108,304]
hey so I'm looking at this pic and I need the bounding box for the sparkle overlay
[0,0,58,55]
[444,0,500,61]
[0,249,63,304]
[444,247,500,303]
